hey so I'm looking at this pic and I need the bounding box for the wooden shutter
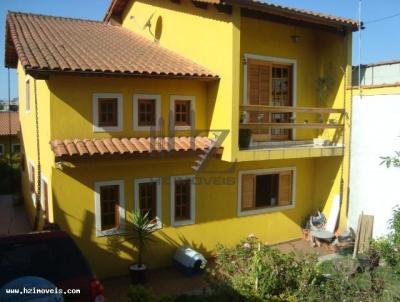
[241,174,255,210]
[278,171,292,206]
[247,59,271,141]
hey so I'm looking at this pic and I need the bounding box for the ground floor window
[239,168,295,215]
[28,161,35,192]
[94,180,125,236]
[12,144,20,154]
[134,178,162,227]
[41,175,49,222]
[0,144,4,156]
[170,175,195,226]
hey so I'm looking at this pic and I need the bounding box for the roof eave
[25,68,220,81]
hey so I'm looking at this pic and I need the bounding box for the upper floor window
[25,78,30,112]
[244,55,296,141]
[94,180,125,236]
[170,175,195,227]
[133,94,161,131]
[170,96,195,130]
[93,93,123,132]
[239,167,295,216]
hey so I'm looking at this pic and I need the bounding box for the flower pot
[239,129,251,149]
[129,264,147,284]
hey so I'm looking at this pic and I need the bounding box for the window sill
[93,125,122,132]
[174,125,192,131]
[172,219,195,227]
[96,226,125,237]
[238,204,295,217]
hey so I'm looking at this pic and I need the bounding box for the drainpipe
[33,79,42,231]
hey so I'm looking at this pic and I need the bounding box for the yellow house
[5,0,358,278]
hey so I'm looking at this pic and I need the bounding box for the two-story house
[5,0,358,278]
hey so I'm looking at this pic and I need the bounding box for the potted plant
[239,111,251,149]
[129,210,158,284]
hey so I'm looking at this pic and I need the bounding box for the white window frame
[170,175,196,227]
[134,178,162,229]
[40,174,49,212]
[11,143,20,154]
[94,180,125,237]
[92,93,123,132]
[169,95,196,131]
[25,77,31,113]
[237,167,296,217]
[0,144,4,155]
[133,94,161,131]
[27,160,36,206]
[243,54,297,139]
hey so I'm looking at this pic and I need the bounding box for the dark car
[0,231,104,301]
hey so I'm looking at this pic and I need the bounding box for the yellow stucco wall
[51,155,341,278]
[18,62,53,226]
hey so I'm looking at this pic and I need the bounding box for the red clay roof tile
[50,136,216,158]
[0,112,20,136]
[5,12,218,79]
[104,0,358,31]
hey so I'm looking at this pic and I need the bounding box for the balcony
[237,105,345,161]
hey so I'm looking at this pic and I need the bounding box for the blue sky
[0,0,399,100]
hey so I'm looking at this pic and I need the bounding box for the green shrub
[0,155,20,194]
[209,236,321,300]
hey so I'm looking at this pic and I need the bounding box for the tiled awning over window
[50,136,216,158]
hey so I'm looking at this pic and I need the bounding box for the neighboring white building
[349,61,400,237]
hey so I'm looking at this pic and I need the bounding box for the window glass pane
[98,98,118,127]
[174,100,191,126]
[138,182,157,220]
[138,99,156,126]
[175,179,191,220]
[255,174,279,208]
[100,185,119,231]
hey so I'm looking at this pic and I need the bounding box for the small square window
[93,93,122,132]
[170,96,195,130]
[175,100,191,126]
[98,98,118,127]
[12,144,20,154]
[138,99,156,126]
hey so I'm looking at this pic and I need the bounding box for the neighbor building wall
[349,86,400,237]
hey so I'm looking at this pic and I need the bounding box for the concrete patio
[0,194,31,235]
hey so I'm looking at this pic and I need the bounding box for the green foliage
[381,151,400,168]
[0,154,20,194]
[209,236,321,301]
[131,210,158,267]
[372,206,400,275]
[127,285,157,302]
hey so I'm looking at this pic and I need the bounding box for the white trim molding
[27,160,36,206]
[134,178,162,229]
[40,174,49,210]
[243,54,298,140]
[133,94,161,131]
[170,175,196,227]
[237,166,297,217]
[92,93,123,132]
[94,180,126,237]
[169,95,196,131]
[25,77,31,113]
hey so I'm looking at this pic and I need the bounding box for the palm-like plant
[131,210,158,268]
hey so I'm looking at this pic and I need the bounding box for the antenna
[129,12,155,31]
[358,0,362,96]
